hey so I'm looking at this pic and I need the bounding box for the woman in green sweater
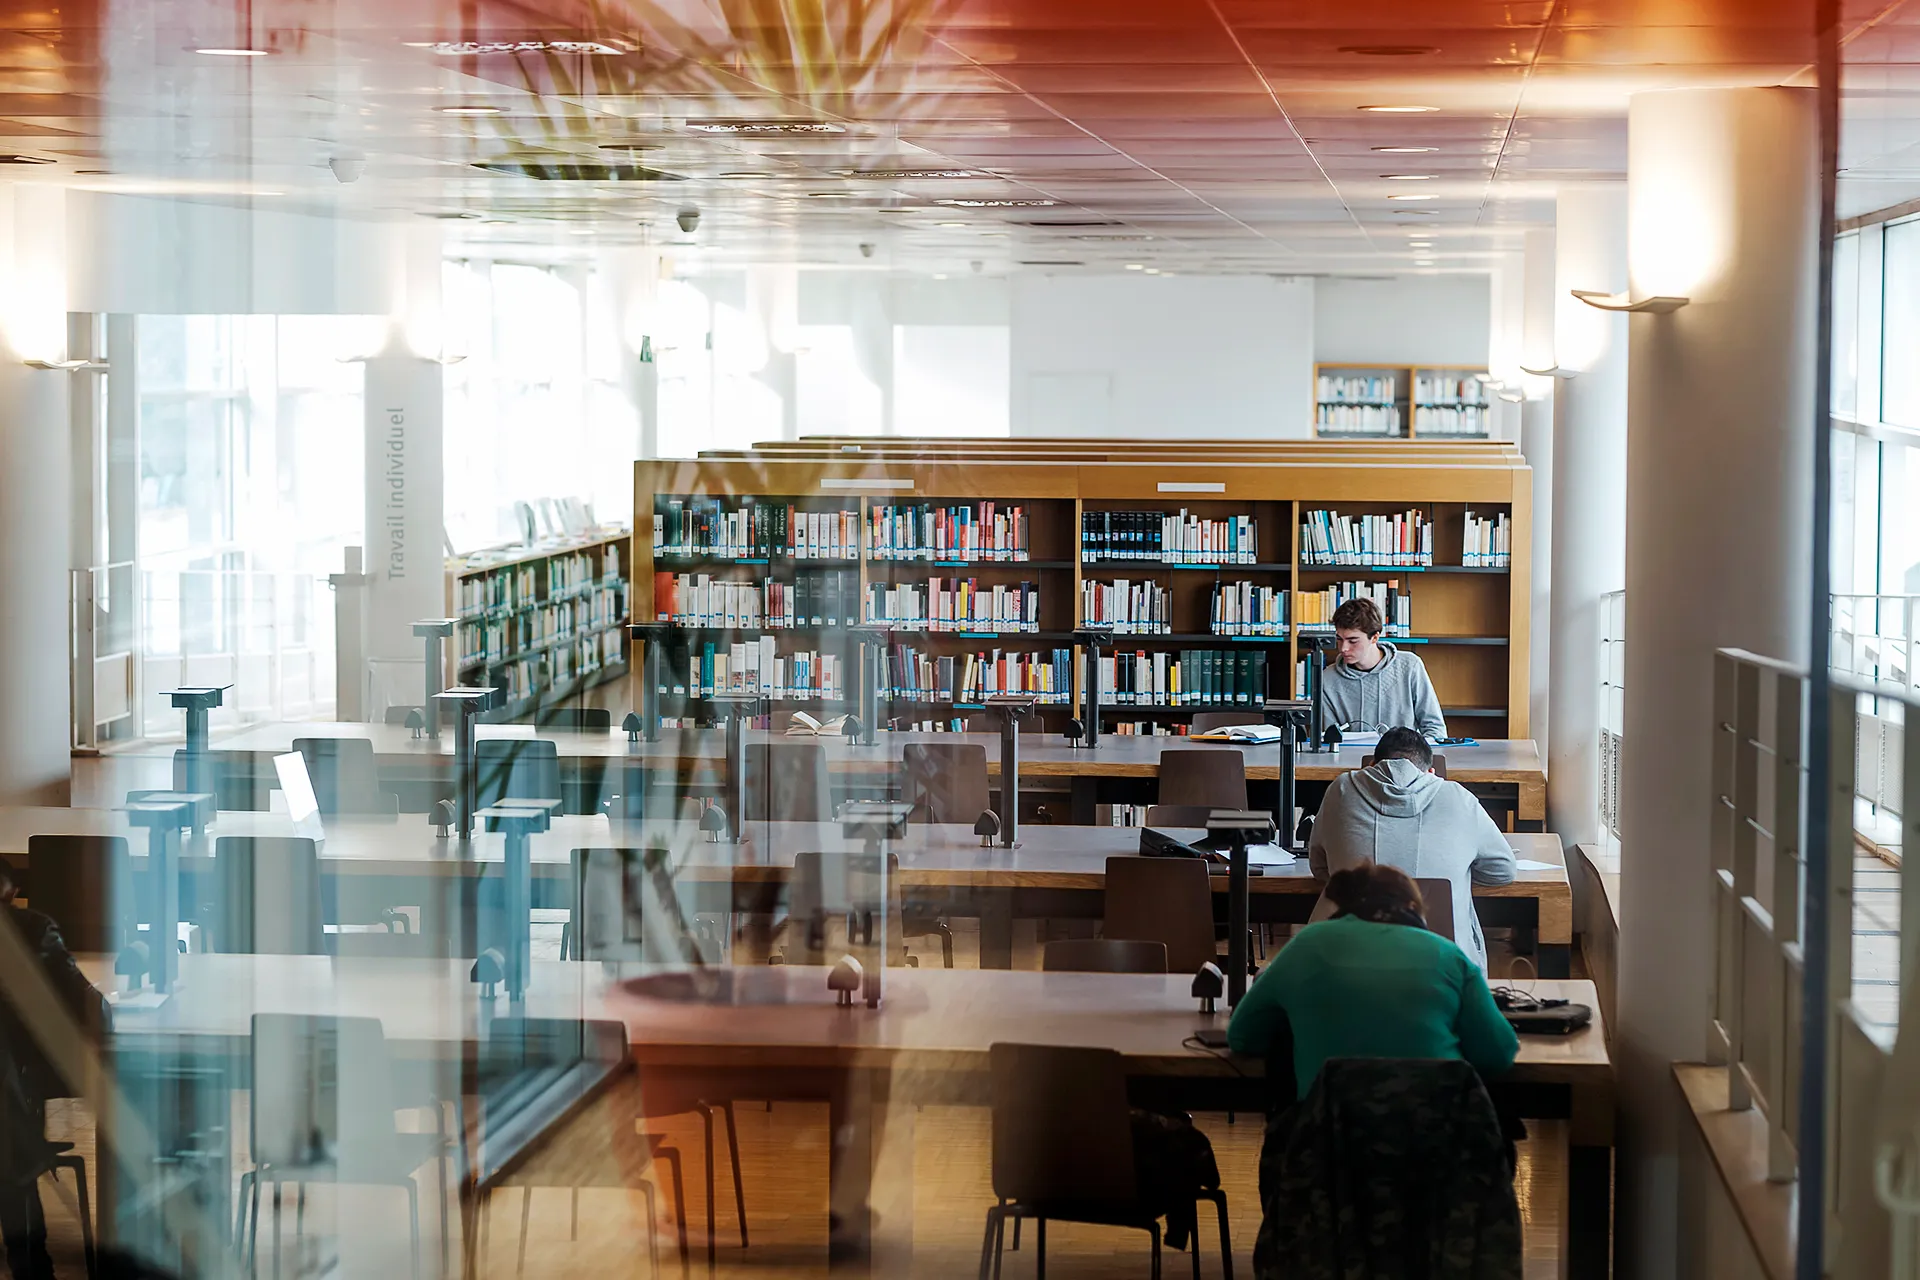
[1227,863,1517,1099]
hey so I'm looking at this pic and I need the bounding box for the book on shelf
[1317,372,1397,404]
[1413,404,1489,436]
[1463,510,1511,567]
[654,569,859,628]
[1190,723,1289,744]
[1082,579,1172,634]
[1316,404,1402,434]
[1107,722,1193,737]
[1080,510,1258,564]
[1208,581,1288,636]
[882,645,1071,704]
[652,498,860,559]
[786,711,851,736]
[1294,580,1412,636]
[1098,649,1268,708]
[651,635,845,701]
[865,578,1040,633]
[868,501,1029,562]
[1299,509,1433,567]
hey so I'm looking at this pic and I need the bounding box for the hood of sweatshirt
[1330,639,1402,687]
[1348,756,1445,818]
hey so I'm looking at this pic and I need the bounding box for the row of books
[1098,649,1269,707]
[652,499,860,560]
[1294,581,1413,636]
[652,570,860,628]
[1081,511,1260,564]
[1103,724,1197,738]
[865,580,1043,633]
[1412,373,1486,406]
[1414,406,1490,436]
[1316,405,1402,434]
[458,562,541,616]
[1463,510,1512,567]
[549,548,609,594]
[1300,509,1434,567]
[654,637,848,700]
[881,646,1072,704]
[869,502,1031,562]
[1317,373,1396,404]
[1082,579,1171,633]
[1210,582,1290,636]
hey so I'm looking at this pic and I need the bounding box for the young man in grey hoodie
[1308,727,1517,972]
[1315,596,1447,738]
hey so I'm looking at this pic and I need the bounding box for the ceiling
[0,0,1913,274]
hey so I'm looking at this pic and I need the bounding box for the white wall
[1010,275,1316,438]
[1314,275,1492,367]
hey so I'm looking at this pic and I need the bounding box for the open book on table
[1189,723,1289,744]
[787,711,851,736]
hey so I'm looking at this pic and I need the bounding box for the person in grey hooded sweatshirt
[1308,727,1516,973]
[1315,597,1447,738]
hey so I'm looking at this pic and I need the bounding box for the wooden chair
[1042,939,1169,974]
[535,707,611,731]
[23,835,134,952]
[980,1043,1231,1280]
[1156,748,1248,810]
[1102,857,1219,974]
[1307,875,1457,944]
[1142,804,1217,830]
[743,742,830,823]
[294,737,399,815]
[383,706,421,726]
[1359,752,1448,779]
[900,743,990,823]
[475,740,563,811]
[1188,710,1268,734]
[209,837,326,956]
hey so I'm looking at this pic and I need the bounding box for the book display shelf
[447,532,630,720]
[637,447,1532,740]
[1312,362,1494,440]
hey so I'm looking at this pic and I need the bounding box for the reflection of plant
[480,0,964,156]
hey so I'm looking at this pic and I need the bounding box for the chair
[1188,711,1268,734]
[208,837,326,955]
[1143,805,1217,830]
[294,737,399,815]
[23,835,134,952]
[239,1014,450,1279]
[1103,857,1219,974]
[742,742,830,823]
[475,1018,687,1279]
[1304,876,1457,944]
[1359,751,1448,778]
[1042,939,1168,974]
[475,739,564,811]
[1156,749,1248,810]
[535,707,611,731]
[900,743,990,823]
[780,850,907,967]
[383,706,422,726]
[979,1043,1231,1280]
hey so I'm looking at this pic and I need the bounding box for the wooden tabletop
[208,721,1545,785]
[91,955,1608,1088]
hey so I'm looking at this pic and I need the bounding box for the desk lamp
[707,692,761,843]
[1192,961,1224,1015]
[1071,627,1113,750]
[1206,809,1276,1008]
[431,799,455,838]
[828,956,865,1007]
[410,619,457,738]
[973,810,1001,848]
[699,801,728,844]
[404,708,426,740]
[432,686,496,838]
[163,686,230,802]
[623,711,642,745]
[983,693,1037,848]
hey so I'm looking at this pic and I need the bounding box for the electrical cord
[1181,1035,1254,1077]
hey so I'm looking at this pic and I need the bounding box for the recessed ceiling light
[834,168,986,180]
[0,154,54,165]
[438,105,500,115]
[1382,174,1434,180]
[599,141,663,152]
[1143,268,1160,274]
[1338,45,1439,55]
[427,40,628,55]
[421,211,483,219]
[936,198,1055,208]
[806,191,849,198]
[686,120,846,135]
[194,46,270,56]
[1124,263,1144,270]
[1388,193,1435,201]
[1359,105,1437,113]
[933,273,949,279]
[938,221,967,227]
[874,207,919,215]
[570,227,594,235]
[1373,146,1440,154]
[1415,259,1436,266]
[718,171,772,178]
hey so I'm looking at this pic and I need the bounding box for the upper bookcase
[1313,363,1494,440]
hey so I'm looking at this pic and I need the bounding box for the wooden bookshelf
[446,532,630,720]
[1312,362,1494,440]
[635,448,1531,739]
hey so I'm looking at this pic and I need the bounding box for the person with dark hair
[0,861,108,1280]
[1315,596,1446,738]
[1225,863,1517,1098]
[1308,725,1516,972]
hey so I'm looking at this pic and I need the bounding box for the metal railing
[1707,647,1920,1274]
[1599,589,1626,858]
[1834,593,1914,862]
[70,561,336,745]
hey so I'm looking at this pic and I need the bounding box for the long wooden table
[8,809,1574,974]
[192,722,1549,824]
[92,956,1612,1278]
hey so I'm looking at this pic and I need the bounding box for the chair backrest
[787,850,904,964]
[1156,747,1248,809]
[475,739,563,810]
[249,1013,399,1174]
[1189,710,1269,733]
[1102,856,1218,973]
[744,742,830,823]
[24,835,134,952]
[487,1017,627,1070]
[382,706,421,726]
[211,837,326,956]
[1412,877,1456,943]
[900,742,990,823]
[1143,804,1216,830]
[1042,938,1169,974]
[570,847,706,964]
[1359,752,1448,779]
[293,737,395,815]
[989,1042,1138,1204]
[536,707,611,732]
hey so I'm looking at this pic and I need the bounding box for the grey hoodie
[1316,640,1446,738]
[1308,757,1517,973]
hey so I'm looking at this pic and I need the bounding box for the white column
[1547,184,1630,844]
[0,185,72,804]
[1616,87,1819,1280]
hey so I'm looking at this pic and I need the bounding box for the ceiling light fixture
[194,46,270,56]
[686,120,846,135]
[1124,263,1144,270]
[0,155,53,165]
[933,273,949,279]
[1382,174,1434,180]
[427,40,627,55]
[1571,288,1690,314]
[938,221,967,227]
[834,168,986,180]
[806,191,849,198]
[936,198,1055,208]
[1338,45,1440,55]
[1373,146,1440,154]
[718,171,773,178]
[1359,105,1437,113]
[1415,259,1436,266]
[1387,193,1435,201]
[438,105,501,115]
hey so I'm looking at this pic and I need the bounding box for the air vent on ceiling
[473,162,685,181]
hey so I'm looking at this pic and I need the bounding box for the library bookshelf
[635,448,1532,741]
[1312,362,1494,440]
[446,532,630,720]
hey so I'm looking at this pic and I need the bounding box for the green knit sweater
[1226,915,1519,1099]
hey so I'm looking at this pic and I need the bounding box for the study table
[7,809,1574,974]
[91,956,1613,1279]
[198,722,1549,823]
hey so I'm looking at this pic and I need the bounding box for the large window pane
[1833,231,1859,418]
[1881,220,1920,427]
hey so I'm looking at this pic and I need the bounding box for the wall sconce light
[1570,289,1690,314]
[1519,365,1578,379]
[23,359,110,372]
